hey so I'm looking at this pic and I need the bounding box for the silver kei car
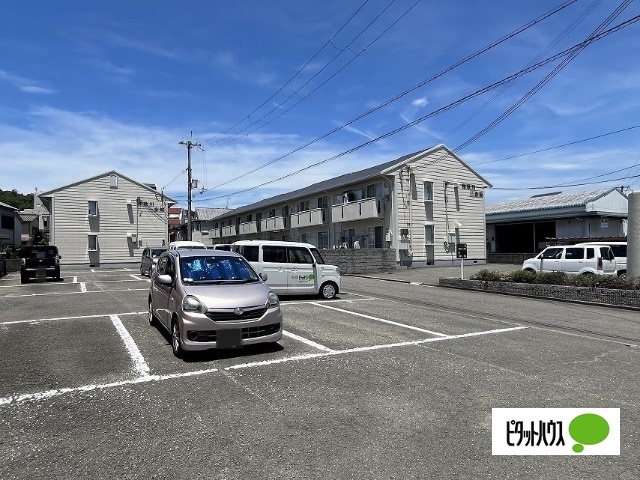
[148,249,283,358]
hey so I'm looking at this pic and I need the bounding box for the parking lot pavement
[1,267,639,478]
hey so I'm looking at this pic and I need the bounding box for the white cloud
[411,97,428,108]
[0,70,55,95]
[19,86,56,94]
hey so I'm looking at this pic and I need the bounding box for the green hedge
[469,269,640,290]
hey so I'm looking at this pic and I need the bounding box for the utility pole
[179,133,201,241]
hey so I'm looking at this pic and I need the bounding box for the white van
[522,245,616,275]
[233,240,341,299]
[575,241,627,277]
[168,240,207,250]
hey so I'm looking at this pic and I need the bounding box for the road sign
[456,243,467,259]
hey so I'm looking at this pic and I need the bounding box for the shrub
[470,269,505,281]
[591,274,635,291]
[506,269,537,284]
[534,271,569,285]
[571,273,601,288]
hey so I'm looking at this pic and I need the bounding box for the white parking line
[2,287,149,298]
[282,330,334,352]
[1,311,146,326]
[73,276,78,283]
[0,326,528,406]
[109,315,150,377]
[129,274,146,281]
[280,297,377,305]
[80,282,87,293]
[310,302,449,337]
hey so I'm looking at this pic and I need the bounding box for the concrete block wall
[321,248,396,274]
[439,278,640,308]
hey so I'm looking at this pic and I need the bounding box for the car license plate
[36,268,47,278]
[217,329,241,348]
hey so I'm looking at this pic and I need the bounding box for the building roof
[0,201,18,211]
[217,144,491,219]
[486,188,628,222]
[486,189,615,214]
[18,212,39,222]
[195,207,230,221]
[39,170,177,204]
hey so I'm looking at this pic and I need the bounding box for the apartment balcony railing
[238,221,258,235]
[261,216,286,232]
[209,229,221,239]
[290,208,325,228]
[331,197,383,222]
[221,225,237,237]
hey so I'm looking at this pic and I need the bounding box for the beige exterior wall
[46,174,169,265]
[391,148,489,265]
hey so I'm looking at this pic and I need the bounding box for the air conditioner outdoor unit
[398,239,411,250]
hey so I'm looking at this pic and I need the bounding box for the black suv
[20,245,62,283]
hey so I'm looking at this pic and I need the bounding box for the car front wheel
[148,298,156,326]
[319,281,338,300]
[171,320,184,358]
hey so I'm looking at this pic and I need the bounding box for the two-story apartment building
[40,171,176,266]
[191,207,230,245]
[211,144,491,267]
[0,201,21,248]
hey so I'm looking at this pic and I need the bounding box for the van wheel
[618,270,626,279]
[523,268,536,274]
[20,273,28,284]
[171,319,185,358]
[320,281,338,300]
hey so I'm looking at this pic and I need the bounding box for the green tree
[0,189,32,210]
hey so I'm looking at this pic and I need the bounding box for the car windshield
[309,247,326,264]
[180,256,259,284]
[151,249,166,257]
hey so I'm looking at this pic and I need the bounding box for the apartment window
[299,201,309,212]
[110,174,118,188]
[246,214,252,222]
[88,200,98,216]
[269,209,276,218]
[317,196,328,209]
[300,233,308,243]
[281,205,289,217]
[88,235,98,251]
[425,225,435,245]
[423,182,434,201]
[1,215,14,230]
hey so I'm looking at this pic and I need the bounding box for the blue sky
[1,0,640,209]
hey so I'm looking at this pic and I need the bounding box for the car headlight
[182,295,207,313]
[266,291,279,308]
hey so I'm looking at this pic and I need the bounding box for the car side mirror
[259,273,268,282]
[157,274,173,284]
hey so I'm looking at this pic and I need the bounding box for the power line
[491,172,640,191]
[203,1,577,192]
[473,125,640,166]
[454,0,633,152]
[443,0,600,140]
[203,0,372,146]
[213,0,414,147]
[191,16,638,203]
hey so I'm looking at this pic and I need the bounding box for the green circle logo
[569,413,610,453]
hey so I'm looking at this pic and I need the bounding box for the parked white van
[575,241,627,277]
[232,240,341,299]
[522,245,616,275]
[168,240,207,250]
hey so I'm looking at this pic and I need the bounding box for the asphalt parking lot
[1,265,638,479]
